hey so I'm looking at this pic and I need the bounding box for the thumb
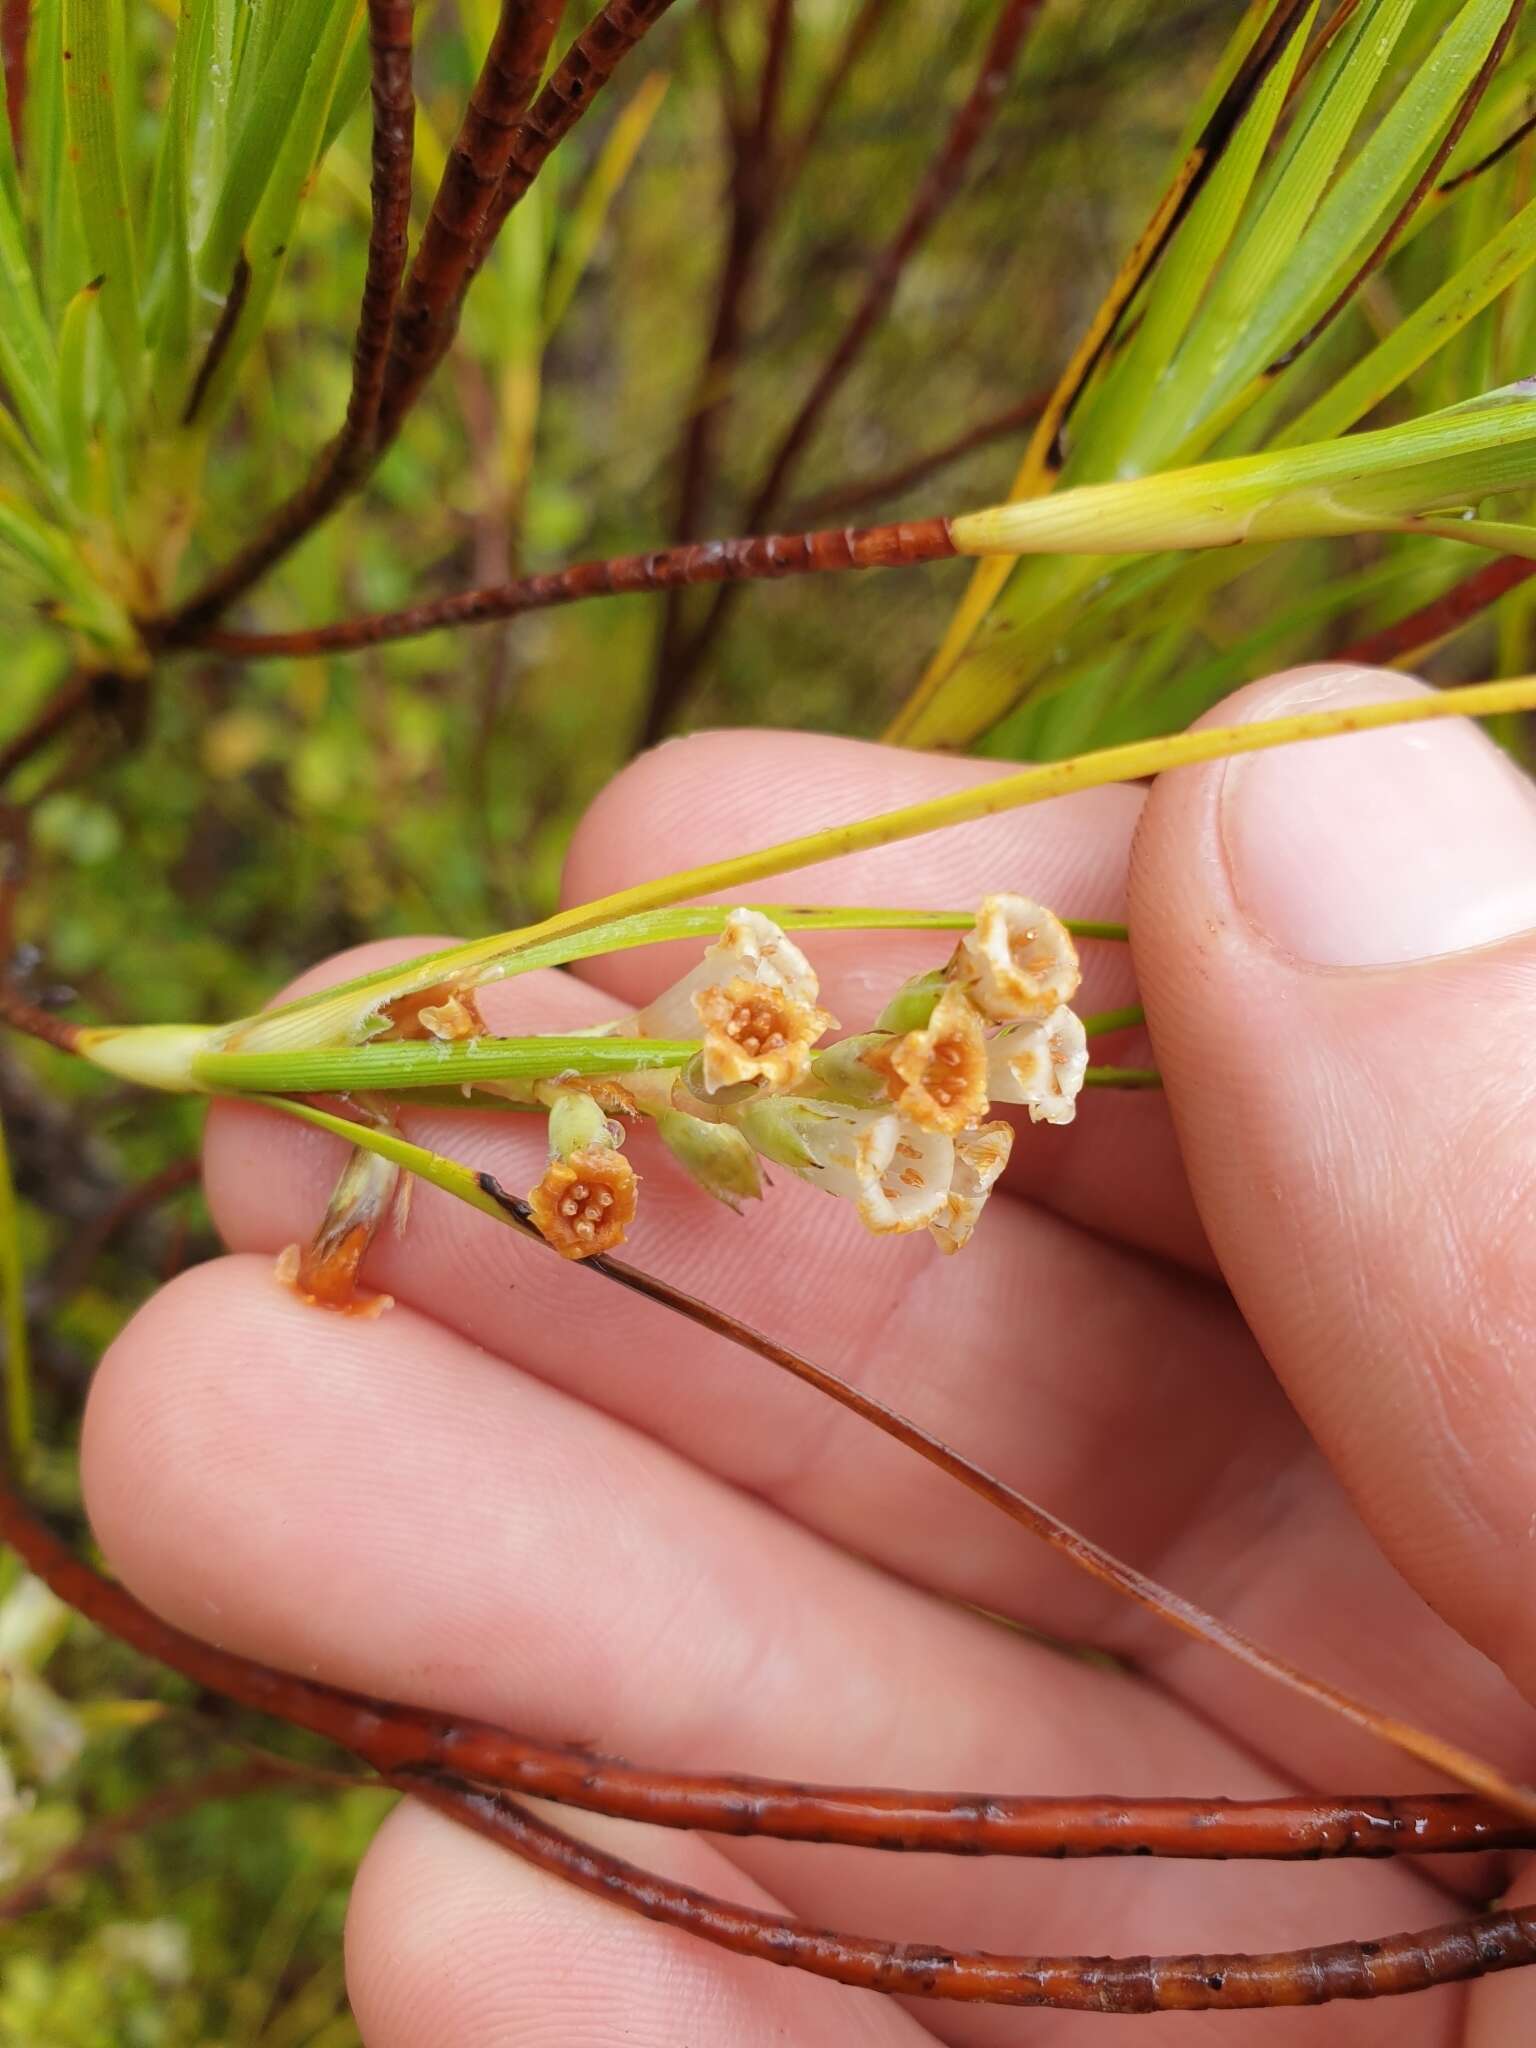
[1128,664,1536,1692]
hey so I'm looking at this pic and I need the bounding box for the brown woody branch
[372,0,566,445]
[1340,555,1536,668]
[1,1118,1535,2000]
[642,0,1046,742]
[164,0,417,637]
[405,1772,1536,2013]
[463,0,679,299]
[187,515,961,657]
[161,0,680,647]
[776,0,889,195]
[646,0,798,723]
[0,1757,324,1920]
[789,384,1049,523]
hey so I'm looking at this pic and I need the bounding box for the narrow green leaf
[0,1110,34,1464]
[190,1035,698,1096]
[1163,0,1515,456]
[145,0,222,390]
[1283,191,1536,445]
[250,1096,523,1228]
[543,70,670,338]
[187,0,242,247]
[198,0,355,296]
[0,401,63,509]
[1074,3,1316,478]
[0,91,63,473]
[321,10,374,159]
[1150,0,1419,457]
[61,0,144,408]
[27,0,92,318]
[953,385,1536,558]
[57,278,102,508]
[191,0,361,425]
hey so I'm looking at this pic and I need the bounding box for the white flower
[634,910,836,1098]
[692,975,836,1094]
[859,982,989,1133]
[987,1004,1088,1126]
[929,1121,1014,1254]
[951,894,1081,1023]
[634,910,822,1037]
[733,1097,953,1235]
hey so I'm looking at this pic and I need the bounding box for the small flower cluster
[277,897,1091,1305]
[525,898,1088,1262]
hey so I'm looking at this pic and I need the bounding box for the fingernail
[1221,668,1536,966]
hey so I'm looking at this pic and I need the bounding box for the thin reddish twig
[466,1171,1536,1817]
[2,1134,1536,1999]
[0,672,99,788]
[158,0,679,648]
[165,0,417,634]
[8,1466,1536,2008]
[412,1771,1536,2012]
[0,1757,320,1920]
[185,515,961,657]
[1339,556,1536,668]
[464,0,679,297]
[646,0,798,700]
[789,384,1050,522]
[776,0,889,195]
[1438,105,1536,194]
[10,1438,1536,1869]
[643,0,1046,742]
[43,1154,200,1306]
[373,0,566,444]
[0,979,81,1054]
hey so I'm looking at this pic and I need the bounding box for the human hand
[83,665,1536,2043]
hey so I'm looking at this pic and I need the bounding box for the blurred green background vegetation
[5,0,1536,2036]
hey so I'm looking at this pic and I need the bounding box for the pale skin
[81,664,1536,2043]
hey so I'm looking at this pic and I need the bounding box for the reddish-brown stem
[1268,0,1526,372]
[1339,555,1536,667]
[158,0,677,648]
[181,251,252,428]
[185,516,960,657]
[776,0,889,195]
[700,0,746,137]
[647,0,797,704]
[374,0,565,445]
[789,384,1050,522]
[411,1771,1536,2012]
[467,1174,1536,1821]
[0,671,100,787]
[7,1437,1536,1872]
[1439,105,1536,194]
[1,0,27,159]
[166,2,416,631]
[0,1757,323,1920]
[465,0,679,294]
[43,1154,200,1307]
[643,0,1045,741]
[0,979,80,1054]
[742,0,1043,520]
[4,1185,1536,1999]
